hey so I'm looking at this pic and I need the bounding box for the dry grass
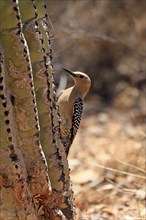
[68,98,145,220]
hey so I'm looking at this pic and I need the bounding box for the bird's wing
[70,97,83,143]
[60,97,83,156]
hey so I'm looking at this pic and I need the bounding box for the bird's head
[63,68,91,97]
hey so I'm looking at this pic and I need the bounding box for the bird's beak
[63,68,76,77]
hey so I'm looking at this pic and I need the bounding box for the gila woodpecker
[58,68,91,156]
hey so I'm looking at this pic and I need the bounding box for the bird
[58,68,91,156]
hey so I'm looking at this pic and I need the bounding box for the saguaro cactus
[0,0,74,219]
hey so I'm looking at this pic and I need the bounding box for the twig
[110,150,146,174]
[91,163,146,180]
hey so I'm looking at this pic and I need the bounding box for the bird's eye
[80,75,84,79]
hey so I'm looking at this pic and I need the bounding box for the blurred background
[46,0,145,219]
[47,0,145,108]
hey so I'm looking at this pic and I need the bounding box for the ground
[68,96,145,220]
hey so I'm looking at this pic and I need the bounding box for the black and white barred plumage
[71,98,83,142]
[63,98,83,155]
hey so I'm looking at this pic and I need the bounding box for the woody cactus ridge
[58,68,91,155]
[0,0,75,219]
